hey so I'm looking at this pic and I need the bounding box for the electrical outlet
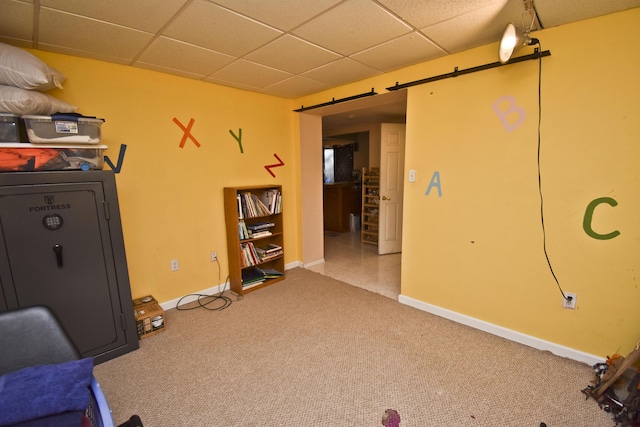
[171,259,179,272]
[563,292,577,309]
[210,251,217,262]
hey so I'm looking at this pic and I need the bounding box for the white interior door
[378,123,405,254]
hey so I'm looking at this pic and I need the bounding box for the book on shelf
[236,189,282,218]
[246,221,275,239]
[236,194,244,219]
[248,230,272,238]
[255,243,283,261]
[255,243,282,253]
[238,220,249,240]
[273,190,282,214]
[242,280,264,290]
[238,192,271,218]
[257,251,282,262]
[246,222,275,231]
[239,221,276,240]
[241,266,283,288]
[261,189,282,215]
[242,266,266,288]
[260,267,283,278]
[240,242,260,268]
[240,241,283,266]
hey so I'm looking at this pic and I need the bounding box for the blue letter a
[425,171,442,197]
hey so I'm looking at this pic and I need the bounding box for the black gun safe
[0,170,138,364]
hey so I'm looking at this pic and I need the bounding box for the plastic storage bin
[23,114,104,144]
[0,113,28,143]
[0,145,105,171]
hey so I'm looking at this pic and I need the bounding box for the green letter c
[583,197,620,240]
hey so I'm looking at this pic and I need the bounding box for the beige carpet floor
[94,268,611,426]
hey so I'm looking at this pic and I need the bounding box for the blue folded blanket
[0,358,93,426]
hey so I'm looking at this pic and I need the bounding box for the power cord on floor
[174,258,236,311]
[175,284,233,311]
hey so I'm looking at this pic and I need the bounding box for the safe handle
[53,244,63,267]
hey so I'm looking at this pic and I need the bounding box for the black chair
[0,305,80,375]
[0,305,142,427]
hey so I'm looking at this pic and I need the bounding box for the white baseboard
[286,261,304,269]
[160,283,228,311]
[398,294,604,366]
[159,281,603,366]
[302,258,325,268]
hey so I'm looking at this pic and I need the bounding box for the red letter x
[173,117,201,148]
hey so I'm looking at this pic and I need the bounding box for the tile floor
[306,231,401,300]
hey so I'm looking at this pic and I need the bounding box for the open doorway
[299,90,407,299]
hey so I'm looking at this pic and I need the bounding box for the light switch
[408,169,416,183]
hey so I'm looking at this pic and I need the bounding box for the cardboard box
[133,295,165,339]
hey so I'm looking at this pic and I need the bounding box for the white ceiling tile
[420,1,517,53]
[207,59,293,89]
[245,35,341,75]
[0,0,34,43]
[261,76,332,98]
[351,32,446,72]
[302,58,381,86]
[211,0,343,31]
[203,77,265,93]
[38,8,154,61]
[377,0,507,29]
[293,0,412,56]
[135,36,235,77]
[134,63,208,81]
[163,0,282,57]
[39,0,188,33]
[1,0,636,98]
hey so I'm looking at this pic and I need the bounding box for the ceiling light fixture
[499,0,540,63]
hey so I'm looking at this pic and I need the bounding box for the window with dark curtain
[333,144,354,182]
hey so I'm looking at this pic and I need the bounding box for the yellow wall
[24,8,640,358]
[29,51,300,304]
[297,8,640,358]
[403,10,639,358]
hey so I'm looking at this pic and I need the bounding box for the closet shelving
[361,168,379,245]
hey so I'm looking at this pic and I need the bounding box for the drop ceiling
[1,0,638,100]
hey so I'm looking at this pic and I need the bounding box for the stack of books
[242,266,266,289]
[241,266,283,289]
[255,243,283,262]
[246,222,275,238]
[238,221,276,240]
[240,242,284,267]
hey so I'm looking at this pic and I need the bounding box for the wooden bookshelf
[361,168,379,245]
[224,185,285,295]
